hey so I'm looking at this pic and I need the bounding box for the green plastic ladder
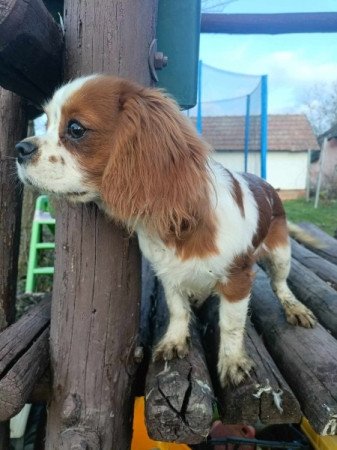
[25,195,56,293]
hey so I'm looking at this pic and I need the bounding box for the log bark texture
[298,222,337,265]
[287,258,337,338]
[144,279,214,444]
[251,267,337,436]
[291,238,337,290]
[0,296,51,421]
[0,87,26,448]
[0,88,26,328]
[45,2,157,449]
[0,0,63,105]
[197,296,301,425]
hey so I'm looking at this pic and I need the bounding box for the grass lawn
[282,198,337,237]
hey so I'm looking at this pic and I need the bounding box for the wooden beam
[45,1,157,449]
[251,267,337,436]
[291,238,337,291]
[0,88,26,328]
[297,222,337,266]
[286,258,337,339]
[0,296,51,421]
[0,87,27,449]
[144,280,213,444]
[0,0,63,105]
[197,296,301,425]
[201,12,337,35]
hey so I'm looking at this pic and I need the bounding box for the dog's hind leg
[262,218,316,328]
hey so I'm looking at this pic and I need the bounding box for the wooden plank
[144,281,213,444]
[0,87,26,329]
[44,2,158,449]
[298,222,337,266]
[0,86,27,449]
[0,328,50,420]
[251,267,337,435]
[0,0,63,105]
[291,238,337,290]
[0,297,50,420]
[201,12,337,34]
[286,258,337,338]
[0,296,50,372]
[197,296,301,425]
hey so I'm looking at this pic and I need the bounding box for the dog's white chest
[137,228,219,298]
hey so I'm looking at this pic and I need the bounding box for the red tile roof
[191,114,319,152]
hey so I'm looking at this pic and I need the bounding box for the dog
[16,75,316,386]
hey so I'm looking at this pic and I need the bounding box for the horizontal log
[197,296,301,425]
[144,278,213,444]
[0,0,63,105]
[201,12,337,34]
[298,222,337,266]
[291,238,337,290]
[287,259,337,338]
[251,268,337,435]
[0,296,51,420]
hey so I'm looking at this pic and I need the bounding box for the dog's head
[16,75,211,235]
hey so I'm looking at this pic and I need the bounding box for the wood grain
[197,295,301,425]
[291,238,337,290]
[45,2,157,449]
[251,267,337,435]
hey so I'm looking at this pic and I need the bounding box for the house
[194,114,319,199]
[310,124,337,193]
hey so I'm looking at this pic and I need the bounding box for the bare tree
[301,82,337,136]
[201,0,238,13]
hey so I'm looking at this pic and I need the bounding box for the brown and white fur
[16,75,315,386]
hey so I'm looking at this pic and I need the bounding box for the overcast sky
[200,0,337,114]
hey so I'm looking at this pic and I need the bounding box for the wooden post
[45,2,157,449]
[0,87,27,449]
[0,0,63,105]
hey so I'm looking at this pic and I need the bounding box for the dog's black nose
[15,141,38,164]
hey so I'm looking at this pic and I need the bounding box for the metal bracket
[148,39,168,82]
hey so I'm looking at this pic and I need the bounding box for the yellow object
[131,397,190,450]
[301,417,337,450]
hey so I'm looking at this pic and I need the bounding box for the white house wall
[212,151,307,190]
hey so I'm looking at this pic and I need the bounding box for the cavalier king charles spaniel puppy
[16,75,315,386]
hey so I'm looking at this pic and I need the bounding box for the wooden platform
[0,222,337,444]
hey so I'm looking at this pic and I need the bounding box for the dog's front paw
[285,304,316,328]
[217,353,254,387]
[153,335,190,361]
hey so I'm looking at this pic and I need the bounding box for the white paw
[153,334,190,361]
[217,353,254,387]
[285,304,316,328]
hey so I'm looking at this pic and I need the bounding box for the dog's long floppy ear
[101,83,211,238]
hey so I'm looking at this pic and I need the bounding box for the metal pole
[260,75,268,179]
[196,60,202,134]
[314,138,327,209]
[244,94,251,172]
[305,149,312,202]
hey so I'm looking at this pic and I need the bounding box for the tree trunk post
[0,87,27,449]
[45,2,157,449]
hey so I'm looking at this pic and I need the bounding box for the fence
[190,62,268,178]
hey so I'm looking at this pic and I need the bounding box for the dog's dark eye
[67,120,86,139]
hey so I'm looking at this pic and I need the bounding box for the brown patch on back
[264,216,289,250]
[215,252,255,302]
[60,156,65,165]
[48,155,58,163]
[242,173,286,249]
[226,169,245,217]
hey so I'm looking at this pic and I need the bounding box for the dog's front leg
[216,292,253,387]
[153,283,191,361]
